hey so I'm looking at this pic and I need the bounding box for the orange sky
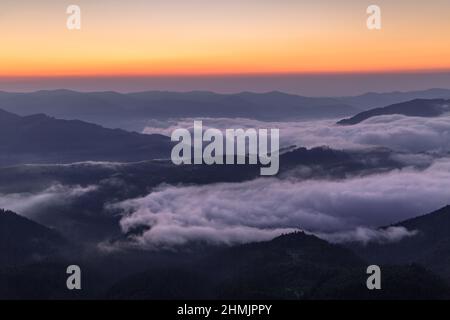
[1,0,450,77]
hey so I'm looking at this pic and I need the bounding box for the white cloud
[111,158,450,248]
[142,115,450,153]
[0,184,97,217]
[21,161,126,169]
[315,226,418,245]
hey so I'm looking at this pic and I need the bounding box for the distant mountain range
[0,108,172,166]
[336,88,450,110]
[338,99,450,125]
[1,88,449,130]
[0,90,357,129]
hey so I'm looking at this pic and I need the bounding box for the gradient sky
[2,0,450,76]
[1,0,450,94]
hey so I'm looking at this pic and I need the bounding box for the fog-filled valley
[2,89,450,299]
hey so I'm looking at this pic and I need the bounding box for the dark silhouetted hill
[337,88,450,110]
[337,99,450,125]
[0,209,68,266]
[0,109,172,166]
[350,205,450,283]
[106,232,449,300]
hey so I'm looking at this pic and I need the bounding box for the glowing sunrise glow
[1,0,450,77]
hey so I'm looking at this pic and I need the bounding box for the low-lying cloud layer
[2,114,449,248]
[316,226,418,245]
[0,184,97,217]
[143,115,450,153]
[112,158,450,248]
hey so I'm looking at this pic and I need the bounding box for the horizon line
[2,68,450,79]
[2,87,450,98]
